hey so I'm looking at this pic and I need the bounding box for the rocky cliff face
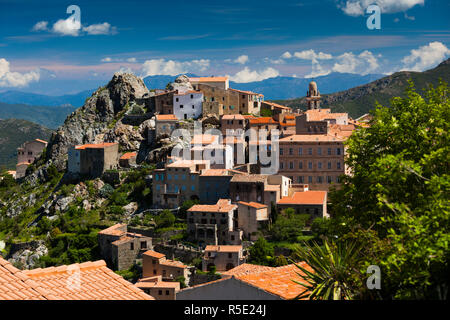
[45,72,150,171]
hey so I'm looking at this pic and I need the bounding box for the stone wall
[153,243,202,264]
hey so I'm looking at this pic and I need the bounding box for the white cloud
[332,50,380,75]
[32,21,48,31]
[0,58,40,87]
[281,51,292,59]
[401,41,450,71]
[339,0,424,16]
[52,17,81,36]
[101,57,113,62]
[293,50,333,61]
[228,67,280,83]
[82,22,117,35]
[305,61,332,78]
[234,55,249,64]
[126,57,137,63]
[141,59,210,77]
[263,57,285,65]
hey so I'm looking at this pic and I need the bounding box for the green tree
[329,81,450,299]
[155,210,176,229]
[270,209,309,242]
[248,237,274,266]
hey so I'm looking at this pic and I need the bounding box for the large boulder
[167,75,194,92]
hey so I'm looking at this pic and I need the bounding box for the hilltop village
[1,74,371,300]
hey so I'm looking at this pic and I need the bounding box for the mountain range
[274,58,450,118]
[0,72,384,108]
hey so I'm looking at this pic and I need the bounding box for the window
[156,184,160,191]
[192,105,195,109]
[153,270,157,275]
[166,290,170,296]
[337,162,341,170]
[289,148,293,155]
[141,241,146,249]
[317,176,323,183]
[158,290,162,295]
[299,161,303,169]
[317,148,322,155]
[328,148,332,155]
[190,94,194,99]
[130,243,134,250]
[336,148,341,155]
[152,259,156,264]
[191,185,195,191]
[280,148,283,155]
[280,162,284,169]
[308,162,312,169]
[318,162,322,169]
[180,104,184,109]
[289,162,294,169]
[176,98,179,102]
[228,253,232,258]
[298,147,303,155]
[328,162,332,169]
[336,176,341,183]
[327,176,332,183]
[182,185,186,191]
[308,148,313,155]
[297,176,304,183]
[167,174,171,180]
[308,176,313,183]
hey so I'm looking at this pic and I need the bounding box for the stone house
[97,224,153,271]
[173,90,203,120]
[119,152,137,168]
[221,114,246,137]
[198,169,244,204]
[260,101,291,120]
[190,76,229,91]
[237,201,269,240]
[135,276,180,300]
[202,245,245,272]
[68,142,119,178]
[155,114,178,137]
[187,199,240,246]
[152,160,210,208]
[154,90,176,114]
[276,187,328,219]
[16,139,48,179]
[142,250,190,282]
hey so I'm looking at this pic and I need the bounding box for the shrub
[99,184,114,198]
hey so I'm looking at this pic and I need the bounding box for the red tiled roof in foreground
[0,257,153,300]
[236,263,311,300]
[0,257,47,300]
[277,191,327,205]
[222,263,274,277]
[155,114,178,121]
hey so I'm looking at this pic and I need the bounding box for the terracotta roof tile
[236,263,311,300]
[204,245,242,253]
[238,201,267,209]
[222,263,274,277]
[143,250,166,259]
[156,114,178,121]
[277,191,327,205]
[75,142,118,150]
[188,199,237,213]
[120,152,137,160]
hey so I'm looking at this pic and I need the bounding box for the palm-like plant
[292,240,363,300]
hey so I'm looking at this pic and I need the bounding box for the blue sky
[0,0,449,94]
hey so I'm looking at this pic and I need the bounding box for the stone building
[155,114,178,137]
[277,82,355,191]
[306,80,321,110]
[68,142,119,178]
[260,101,291,119]
[229,174,291,212]
[16,139,47,179]
[152,160,210,208]
[135,276,180,300]
[190,76,229,91]
[277,187,328,219]
[154,90,176,114]
[198,169,244,204]
[202,245,245,272]
[142,250,190,282]
[97,224,153,271]
[173,90,204,120]
[237,201,269,240]
[119,152,137,168]
[187,199,241,246]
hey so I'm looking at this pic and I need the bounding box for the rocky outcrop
[8,240,48,269]
[45,72,150,171]
[167,75,194,92]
